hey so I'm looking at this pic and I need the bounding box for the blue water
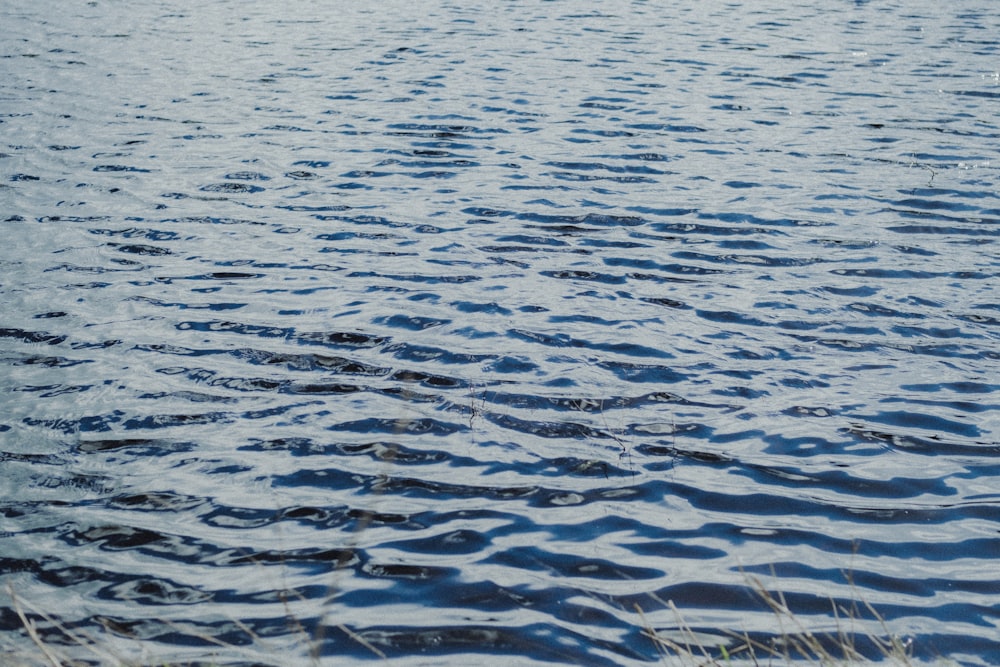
[2,1,998,664]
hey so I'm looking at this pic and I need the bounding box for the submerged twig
[9,584,63,667]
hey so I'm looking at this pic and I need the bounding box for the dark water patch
[129,296,246,311]
[384,122,506,139]
[540,269,628,284]
[285,170,318,179]
[108,243,172,256]
[845,301,926,319]
[161,215,267,227]
[348,270,480,284]
[697,310,770,327]
[13,383,93,398]
[959,312,1000,327]
[383,341,495,366]
[480,244,587,255]
[487,545,663,580]
[332,417,465,437]
[843,426,1000,458]
[516,211,646,228]
[35,215,113,224]
[176,319,294,340]
[892,324,983,340]
[224,171,270,181]
[92,164,150,173]
[672,250,825,267]
[48,261,146,274]
[505,329,674,361]
[485,413,608,441]
[596,360,689,384]
[108,491,207,513]
[640,296,690,309]
[883,208,1000,230]
[901,381,999,394]
[374,314,450,331]
[75,438,191,454]
[881,396,998,418]
[260,329,364,351]
[548,172,658,184]
[784,332,993,360]
[602,256,728,276]
[831,267,995,280]
[0,328,67,345]
[2,354,89,368]
[545,160,669,176]
[388,369,466,389]
[849,410,982,439]
[88,227,187,241]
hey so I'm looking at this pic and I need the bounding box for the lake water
[1,1,998,664]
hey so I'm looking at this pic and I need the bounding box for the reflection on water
[1,0,998,664]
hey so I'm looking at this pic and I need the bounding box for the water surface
[1,1,999,664]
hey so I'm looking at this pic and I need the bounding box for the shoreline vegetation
[637,575,921,667]
[3,575,939,667]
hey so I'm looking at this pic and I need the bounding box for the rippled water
[2,1,999,664]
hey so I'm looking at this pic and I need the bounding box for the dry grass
[5,582,125,667]
[4,572,949,667]
[636,574,924,667]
